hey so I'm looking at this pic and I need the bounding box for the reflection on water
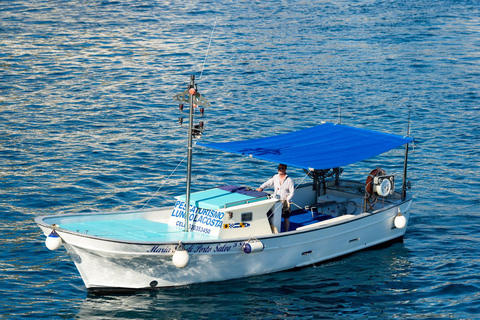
[76,242,412,319]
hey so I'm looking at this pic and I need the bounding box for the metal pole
[401,107,411,201]
[401,143,409,201]
[184,75,195,232]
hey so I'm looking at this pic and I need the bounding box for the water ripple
[1,0,480,318]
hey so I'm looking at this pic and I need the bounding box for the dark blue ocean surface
[1,0,479,318]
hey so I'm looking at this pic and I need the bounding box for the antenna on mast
[199,17,218,81]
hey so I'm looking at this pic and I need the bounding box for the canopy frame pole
[401,108,412,201]
[401,143,409,201]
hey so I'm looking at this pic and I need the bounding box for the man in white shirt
[256,164,294,231]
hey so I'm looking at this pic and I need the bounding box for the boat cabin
[170,175,403,239]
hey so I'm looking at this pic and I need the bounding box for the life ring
[365,167,386,197]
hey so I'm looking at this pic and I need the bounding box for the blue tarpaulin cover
[198,122,413,170]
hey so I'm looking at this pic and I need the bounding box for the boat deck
[59,219,220,242]
[58,209,336,241]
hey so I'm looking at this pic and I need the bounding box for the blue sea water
[1,0,479,318]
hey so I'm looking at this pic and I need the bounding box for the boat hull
[38,199,411,291]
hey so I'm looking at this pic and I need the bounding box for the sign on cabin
[169,200,225,236]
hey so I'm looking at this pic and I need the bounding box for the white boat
[36,76,414,292]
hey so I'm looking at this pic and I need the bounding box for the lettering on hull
[147,241,246,255]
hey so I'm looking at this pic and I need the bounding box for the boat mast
[173,75,210,232]
[184,76,195,232]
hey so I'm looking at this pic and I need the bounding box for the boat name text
[147,242,246,254]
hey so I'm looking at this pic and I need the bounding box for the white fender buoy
[45,230,62,251]
[394,210,407,229]
[243,241,264,254]
[172,242,190,268]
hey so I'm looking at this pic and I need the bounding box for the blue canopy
[197,122,413,170]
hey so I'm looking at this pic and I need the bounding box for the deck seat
[283,209,333,231]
